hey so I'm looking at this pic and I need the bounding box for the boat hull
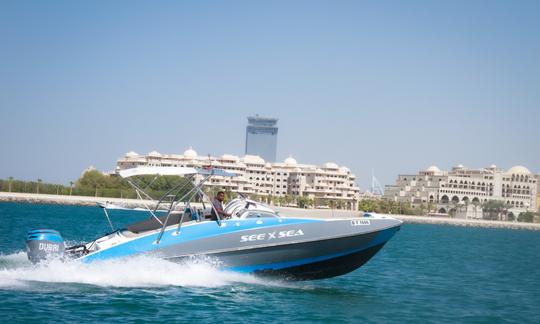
[253,243,386,280]
[165,225,399,280]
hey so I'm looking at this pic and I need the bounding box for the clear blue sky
[1,0,539,189]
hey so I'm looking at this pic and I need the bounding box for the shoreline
[0,191,150,207]
[1,191,539,231]
[273,206,540,231]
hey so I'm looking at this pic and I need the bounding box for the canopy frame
[99,166,235,240]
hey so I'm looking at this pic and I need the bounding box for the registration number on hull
[351,219,370,226]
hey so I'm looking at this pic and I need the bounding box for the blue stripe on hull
[81,218,319,262]
[227,226,399,273]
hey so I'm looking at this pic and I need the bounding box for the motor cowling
[26,229,65,264]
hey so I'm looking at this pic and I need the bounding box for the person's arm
[212,200,230,219]
[217,205,231,218]
[218,202,231,218]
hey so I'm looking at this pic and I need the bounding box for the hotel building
[537,174,540,211]
[384,164,538,218]
[116,148,361,210]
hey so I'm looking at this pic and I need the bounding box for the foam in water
[0,251,289,289]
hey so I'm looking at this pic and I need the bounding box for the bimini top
[118,166,236,178]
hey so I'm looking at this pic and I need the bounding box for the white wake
[0,251,287,289]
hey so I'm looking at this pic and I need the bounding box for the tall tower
[245,115,278,162]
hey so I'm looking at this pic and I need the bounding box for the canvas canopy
[117,166,236,178]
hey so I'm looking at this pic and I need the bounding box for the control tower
[245,115,278,162]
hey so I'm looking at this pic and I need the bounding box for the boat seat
[127,212,192,234]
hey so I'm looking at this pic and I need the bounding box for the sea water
[0,203,539,323]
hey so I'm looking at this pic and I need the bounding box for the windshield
[241,211,279,219]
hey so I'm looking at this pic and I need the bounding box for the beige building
[537,174,540,211]
[384,164,537,218]
[116,148,361,210]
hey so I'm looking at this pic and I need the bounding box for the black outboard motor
[26,229,65,264]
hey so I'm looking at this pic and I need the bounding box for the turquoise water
[0,203,539,323]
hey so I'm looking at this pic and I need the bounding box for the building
[117,148,361,210]
[384,164,537,218]
[537,174,540,211]
[245,115,278,162]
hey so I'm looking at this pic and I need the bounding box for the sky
[1,0,539,190]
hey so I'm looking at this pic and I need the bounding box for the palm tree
[37,178,42,194]
[427,201,435,215]
[482,200,507,220]
[8,176,13,192]
[450,201,458,218]
[472,200,480,219]
[69,181,74,196]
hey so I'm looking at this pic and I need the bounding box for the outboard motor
[25,229,65,264]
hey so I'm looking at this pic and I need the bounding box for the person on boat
[210,191,231,220]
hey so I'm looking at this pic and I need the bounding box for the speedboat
[26,166,401,280]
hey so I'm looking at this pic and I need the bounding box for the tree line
[357,198,540,223]
[209,188,351,209]
[358,199,428,215]
[1,172,325,208]
[0,170,193,200]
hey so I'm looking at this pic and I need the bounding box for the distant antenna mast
[371,169,384,195]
